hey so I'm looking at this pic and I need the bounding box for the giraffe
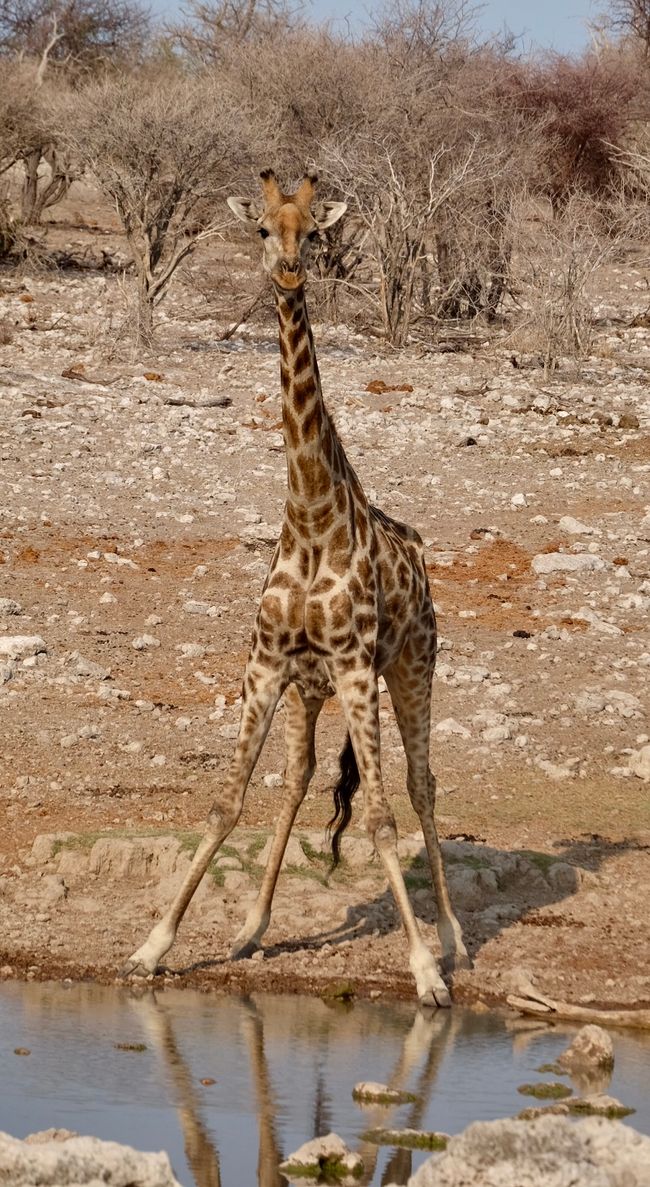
[122,168,470,1006]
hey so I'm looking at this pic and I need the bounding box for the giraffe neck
[275,285,344,509]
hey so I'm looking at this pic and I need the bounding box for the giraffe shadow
[259,833,647,972]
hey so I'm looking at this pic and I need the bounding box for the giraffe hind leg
[384,645,471,977]
[231,684,323,959]
[331,660,451,1008]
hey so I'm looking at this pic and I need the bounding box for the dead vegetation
[1,0,650,348]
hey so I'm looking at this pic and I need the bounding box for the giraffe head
[227,169,347,292]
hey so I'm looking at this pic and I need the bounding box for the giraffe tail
[327,733,360,869]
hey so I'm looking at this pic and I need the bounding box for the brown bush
[58,70,247,342]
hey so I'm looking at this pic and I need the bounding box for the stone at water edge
[279,1133,363,1181]
[352,1081,417,1104]
[0,1130,182,1186]
[406,1116,650,1187]
[557,1025,615,1074]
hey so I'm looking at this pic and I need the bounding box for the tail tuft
[327,733,360,868]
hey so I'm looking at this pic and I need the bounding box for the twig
[217,286,267,341]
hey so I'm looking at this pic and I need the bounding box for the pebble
[132,635,161,650]
[0,598,22,615]
[559,516,595,535]
[435,718,471,738]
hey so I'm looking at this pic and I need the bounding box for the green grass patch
[568,1100,635,1119]
[360,1128,448,1151]
[517,1082,573,1100]
[280,1158,362,1182]
[353,1087,417,1105]
[517,850,557,875]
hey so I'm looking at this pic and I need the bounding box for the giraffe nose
[279,257,300,274]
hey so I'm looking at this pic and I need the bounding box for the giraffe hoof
[441,951,473,977]
[231,938,262,961]
[120,949,159,978]
[419,983,451,1009]
[120,959,155,978]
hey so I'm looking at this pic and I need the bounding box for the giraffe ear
[314,201,347,230]
[227,197,261,226]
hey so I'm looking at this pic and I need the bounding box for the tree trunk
[21,149,42,225]
[137,275,155,345]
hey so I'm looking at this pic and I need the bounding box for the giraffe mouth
[272,268,306,291]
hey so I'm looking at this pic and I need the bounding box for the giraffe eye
[307,229,319,241]
[258,227,269,239]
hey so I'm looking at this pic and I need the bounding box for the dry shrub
[509,194,625,373]
[501,48,644,209]
[58,70,247,342]
[0,0,150,73]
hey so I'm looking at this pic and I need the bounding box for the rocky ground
[0,199,649,1011]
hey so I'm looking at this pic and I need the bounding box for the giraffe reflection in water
[132,993,460,1187]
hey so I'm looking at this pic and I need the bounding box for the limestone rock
[407,1116,650,1186]
[629,744,650,782]
[0,1129,181,1185]
[531,553,607,575]
[0,598,22,615]
[352,1081,417,1104]
[557,1026,615,1074]
[280,1133,363,1182]
[255,834,309,868]
[0,635,46,660]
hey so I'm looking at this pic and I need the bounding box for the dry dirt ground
[0,193,649,1013]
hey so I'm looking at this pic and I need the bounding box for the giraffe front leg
[231,686,323,959]
[331,663,450,1009]
[121,660,286,977]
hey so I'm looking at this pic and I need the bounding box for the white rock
[0,1129,181,1185]
[511,492,527,508]
[435,718,471,738]
[532,553,607,575]
[574,608,622,636]
[408,1116,650,1187]
[280,1133,363,1181]
[132,634,161,650]
[263,772,283,789]
[182,600,211,615]
[557,1025,615,1074]
[0,635,46,660]
[255,834,309,868]
[482,725,511,743]
[535,759,573,780]
[604,690,644,718]
[177,642,206,659]
[629,744,650,781]
[0,598,22,615]
[574,691,607,714]
[559,516,596,536]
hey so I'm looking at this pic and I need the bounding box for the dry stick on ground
[507,974,650,1030]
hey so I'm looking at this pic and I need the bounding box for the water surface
[0,984,648,1186]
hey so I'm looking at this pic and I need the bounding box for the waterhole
[1,984,648,1185]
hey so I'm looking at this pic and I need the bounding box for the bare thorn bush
[510,194,624,374]
[58,72,246,343]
